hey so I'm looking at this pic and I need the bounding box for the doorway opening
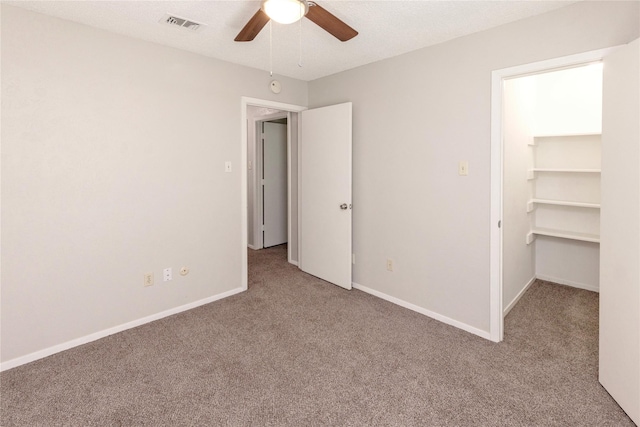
[489,47,618,342]
[240,97,307,292]
[261,117,288,248]
[248,110,289,250]
[502,63,603,317]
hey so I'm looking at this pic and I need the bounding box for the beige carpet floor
[0,244,633,426]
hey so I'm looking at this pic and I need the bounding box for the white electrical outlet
[163,267,172,281]
[386,259,393,272]
[144,272,154,287]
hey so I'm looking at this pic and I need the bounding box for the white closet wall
[503,77,536,313]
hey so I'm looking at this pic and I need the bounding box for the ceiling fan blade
[235,9,270,42]
[306,3,358,42]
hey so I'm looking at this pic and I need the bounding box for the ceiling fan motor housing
[262,0,309,24]
[235,0,358,42]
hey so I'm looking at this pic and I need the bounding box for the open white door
[599,38,640,425]
[300,102,352,289]
[263,122,288,248]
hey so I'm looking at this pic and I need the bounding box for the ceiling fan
[235,0,358,42]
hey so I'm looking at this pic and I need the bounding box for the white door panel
[263,122,288,248]
[300,102,352,289]
[599,38,640,425]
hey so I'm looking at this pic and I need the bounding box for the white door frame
[253,112,289,251]
[489,46,620,342]
[241,97,307,291]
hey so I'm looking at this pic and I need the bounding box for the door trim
[489,46,621,342]
[241,97,307,291]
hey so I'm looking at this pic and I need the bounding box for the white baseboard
[0,287,245,372]
[535,274,599,293]
[352,282,491,341]
[248,244,260,250]
[288,259,298,266]
[503,276,536,316]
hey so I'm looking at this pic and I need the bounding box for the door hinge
[498,220,502,228]
[262,179,265,185]
[262,224,265,231]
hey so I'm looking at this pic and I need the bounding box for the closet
[503,63,603,313]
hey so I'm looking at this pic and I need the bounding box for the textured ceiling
[7,1,579,81]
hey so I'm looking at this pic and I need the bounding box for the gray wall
[307,1,639,333]
[1,5,308,364]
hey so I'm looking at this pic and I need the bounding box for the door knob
[340,203,348,210]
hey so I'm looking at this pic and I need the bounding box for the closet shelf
[530,227,600,243]
[528,133,601,145]
[529,168,601,173]
[525,131,601,246]
[533,132,602,138]
[529,198,600,208]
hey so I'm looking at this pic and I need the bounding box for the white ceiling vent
[159,14,204,31]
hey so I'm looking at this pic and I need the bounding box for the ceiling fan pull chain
[298,10,303,68]
[269,20,273,77]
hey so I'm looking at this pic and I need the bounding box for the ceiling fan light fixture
[262,0,308,24]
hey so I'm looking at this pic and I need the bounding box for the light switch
[459,161,469,176]
[225,161,232,173]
